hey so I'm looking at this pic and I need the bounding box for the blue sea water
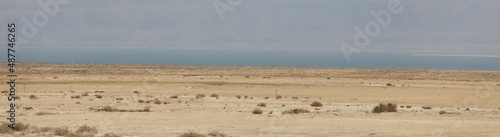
[5,48,500,71]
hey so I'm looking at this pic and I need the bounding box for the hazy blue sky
[1,0,499,55]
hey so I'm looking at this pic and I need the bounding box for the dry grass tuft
[372,103,397,113]
[310,102,323,107]
[276,95,282,99]
[179,131,206,137]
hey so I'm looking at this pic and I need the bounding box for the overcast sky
[1,0,499,55]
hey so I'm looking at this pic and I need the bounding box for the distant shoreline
[2,62,499,72]
[412,54,500,58]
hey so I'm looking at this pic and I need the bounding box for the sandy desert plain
[0,62,500,137]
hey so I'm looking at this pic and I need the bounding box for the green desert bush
[372,103,397,113]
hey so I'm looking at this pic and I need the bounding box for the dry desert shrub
[210,94,219,98]
[133,91,140,94]
[310,102,323,107]
[0,123,12,133]
[95,95,103,99]
[179,131,206,137]
[252,108,263,114]
[276,95,282,99]
[208,131,228,137]
[29,95,38,99]
[71,125,98,137]
[372,103,397,113]
[170,95,179,99]
[11,123,29,132]
[75,95,81,99]
[116,98,123,100]
[81,93,89,96]
[138,100,144,103]
[40,127,52,132]
[422,106,432,109]
[104,133,122,137]
[263,96,269,99]
[236,95,241,99]
[439,110,448,115]
[36,111,55,115]
[244,95,248,99]
[1,90,8,93]
[14,95,20,99]
[196,94,206,99]
[291,96,299,100]
[257,103,266,107]
[54,127,70,136]
[282,109,310,114]
[154,99,162,105]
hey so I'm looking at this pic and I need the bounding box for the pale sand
[1,62,500,136]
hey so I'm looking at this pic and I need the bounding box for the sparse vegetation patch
[372,103,397,113]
